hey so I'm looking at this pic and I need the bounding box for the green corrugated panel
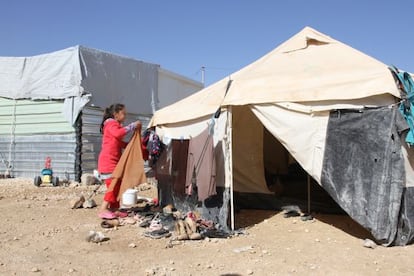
[0,98,74,135]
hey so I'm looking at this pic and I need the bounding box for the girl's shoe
[98,210,116,219]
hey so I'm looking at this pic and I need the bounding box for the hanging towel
[108,131,147,202]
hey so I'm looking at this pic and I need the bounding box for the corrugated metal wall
[0,98,76,179]
[79,105,151,176]
[0,98,152,181]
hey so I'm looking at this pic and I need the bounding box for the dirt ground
[1,178,414,276]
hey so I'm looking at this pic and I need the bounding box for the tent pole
[228,106,235,231]
[307,174,311,214]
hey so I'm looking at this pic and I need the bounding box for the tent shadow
[235,209,280,229]
[234,209,376,242]
[311,213,375,241]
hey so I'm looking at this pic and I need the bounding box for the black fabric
[155,143,173,207]
[395,187,414,245]
[321,106,407,245]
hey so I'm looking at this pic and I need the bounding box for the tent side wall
[0,98,77,179]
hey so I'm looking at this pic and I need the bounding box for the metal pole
[201,66,205,86]
[227,106,235,231]
[307,174,311,214]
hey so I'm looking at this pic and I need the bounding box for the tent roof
[151,26,400,126]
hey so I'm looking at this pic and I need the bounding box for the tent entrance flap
[232,106,271,194]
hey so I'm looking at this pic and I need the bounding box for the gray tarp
[321,106,409,245]
[79,46,158,115]
[0,46,159,125]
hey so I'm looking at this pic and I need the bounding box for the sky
[1,0,413,86]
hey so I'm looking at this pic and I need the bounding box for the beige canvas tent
[149,27,414,246]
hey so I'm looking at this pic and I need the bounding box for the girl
[98,103,141,219]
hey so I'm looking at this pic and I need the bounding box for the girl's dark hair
[100,103,125,133]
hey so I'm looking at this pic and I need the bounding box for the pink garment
[185,128,216,201]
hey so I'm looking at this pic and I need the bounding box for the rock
[86,231,107,243]
[170,268,175,271]
[363,238,377,249]
[69,182,80,188]
[82,199,97,209]
[128,243,137,248]
[31,267,40,272]
[169,260,174,265]
[70,195,85,209]
[145,268,155,275]
[247,269,254,275]
[68,268,75,273]
[204,237,210,242]
[233,245,253,253]
[81,173,100,186]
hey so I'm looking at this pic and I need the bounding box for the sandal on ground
[301,213,313,221]
[115,211,128,218]
[98,210,117,220]
[149,218,163,231]
[283,210,300,218]
[143,228,171,239]
[134,214,153,228]
[101,219,119,228]
[119,217,136,225]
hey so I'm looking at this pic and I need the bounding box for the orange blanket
[108,131,147,202]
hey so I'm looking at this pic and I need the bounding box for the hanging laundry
[155,139,190,205]
[142,128,164,166]
[185,127,216,201]
[389,66,414,146]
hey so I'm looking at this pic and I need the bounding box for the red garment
[98,119,128,208]
[98,119,128,173]
[141,137,149,161]
[103,178,120,209]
